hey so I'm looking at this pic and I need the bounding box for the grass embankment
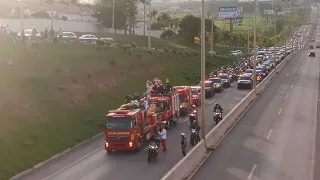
[0,34,240,179]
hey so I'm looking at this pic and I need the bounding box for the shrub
[151,23,164,30]
[96,40,105,46]
[160,29,176,39]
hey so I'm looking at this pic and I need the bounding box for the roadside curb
[10,132,104,180]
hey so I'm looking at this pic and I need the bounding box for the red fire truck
[149,91,180,129]
[174,86,193,116]
[104,102,159,152]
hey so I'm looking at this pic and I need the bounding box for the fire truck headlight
[129,142,133,147]
[105,141,109,147]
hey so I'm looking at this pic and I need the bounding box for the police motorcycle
[213,109,222,125]
[189,121,200,146]
[147,137,160,162]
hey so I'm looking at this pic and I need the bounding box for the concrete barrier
[160,51,296,180]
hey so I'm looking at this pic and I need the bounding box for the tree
[178,15,201,42]
[157,12,170,27]
[94,5,127,33]
[151,9,158,22]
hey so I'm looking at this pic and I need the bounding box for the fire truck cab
[105,102,158,152]
[173,86,193,116]
[149,91,180,129]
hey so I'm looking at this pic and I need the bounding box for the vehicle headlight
[129,142,133,147]
[105,141,109,147]
[162,121,167,124]
[180,105,183,108]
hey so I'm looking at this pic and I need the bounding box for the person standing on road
[181,133,187,157]
[159,127,167,151]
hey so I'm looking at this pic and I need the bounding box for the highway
[191,49,319,179]
[18,83,250,180]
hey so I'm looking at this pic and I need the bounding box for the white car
[60,32,77,39]
[78,34,98,42]
[17,29,41,37]
[100,37,114,42]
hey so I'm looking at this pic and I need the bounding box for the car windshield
[155,102,167,113]
[179,94,186,102]
[106,117,132,130]
[245,69,253,73]
[63,32,72,36]
[210,79,221,83]
[239,76,250,80]
[218,75,228,79]
[192,90,198,95]
[256,67,263,71]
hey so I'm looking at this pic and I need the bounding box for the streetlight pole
[211,17,214,52]
[200,0,207,146]
[148,0,152,49]
[173,10,177,33]
[112,0,115,32]
[273,0,277,72]
[284,11,287,55]
[143,1,146,36]
[19,0,24,36]
[253,0,257,89]
[247,26,250,54]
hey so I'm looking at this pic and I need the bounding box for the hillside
[0,34,239,179]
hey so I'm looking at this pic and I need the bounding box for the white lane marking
[226,88,230,92]
[290,84,293,88]
[247,164,257,180]
[209,99,216,104]
[42,146,103,180]
[183,118,189,122]
[298,71,300,74]
[295,76,297,80]
[285,94,288,99]
[267,129,273,139]
[278,108,282,115]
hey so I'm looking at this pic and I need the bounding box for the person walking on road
[181,133,187,157]
[159,127,167,152]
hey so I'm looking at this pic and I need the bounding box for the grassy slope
[0,35,238,179]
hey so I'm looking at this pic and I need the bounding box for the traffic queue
[103,25,310,161]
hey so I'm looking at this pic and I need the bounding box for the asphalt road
[18,84,250,180]
[191,49,319,179]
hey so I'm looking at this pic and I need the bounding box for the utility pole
[112,0,115,33]
[143,1,146,36]
[253,0,257,89]
[148,0,152,49]
[200,0,206,145]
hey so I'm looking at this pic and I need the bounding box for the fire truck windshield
[179,94,186,102]
[155,102,167,113]
[192,90,198,95]
[105,117,133,130]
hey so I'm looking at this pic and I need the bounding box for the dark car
[199,81,215,98]
[237,75,253,89]
[310,44,314,49]
[309,51,316,57]
[208,77,224,93]
[217,74,231,88]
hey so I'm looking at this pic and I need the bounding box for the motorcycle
[213,111,222,125]
[147,143,159,162]
[190,128,199,146]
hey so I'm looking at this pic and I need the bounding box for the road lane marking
[209,99,216,104]
[285,94,288,99]
[226,88,230,91]
[278,108,282,115]
[267,129,273,139]
[247,164,257,180]
[295,76,297,80]
[298,71,300,74]
[42,146,103,180]
[290,84,293,88]
[184,118,189,122]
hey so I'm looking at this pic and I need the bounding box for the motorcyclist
[189,105,198,124]
[213,103,223,119]
[189,119,201,142]
[181,133,187,157]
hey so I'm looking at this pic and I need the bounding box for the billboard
[264,10,275,15]
[219,7,243,20]
[223,19,243,24]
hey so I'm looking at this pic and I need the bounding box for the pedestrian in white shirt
[159,127,167,151]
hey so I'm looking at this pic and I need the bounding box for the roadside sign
[219,7,243,20]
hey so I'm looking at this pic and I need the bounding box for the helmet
[181,133,185,136]
[215,103,218,106]
[192,104,196,108]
